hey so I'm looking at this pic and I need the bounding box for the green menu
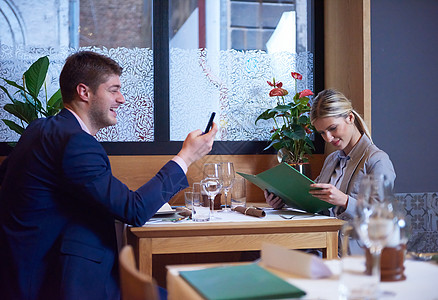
[179,263,306,300]
[237,163,333,213]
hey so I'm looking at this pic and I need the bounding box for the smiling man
[0,51,217,300]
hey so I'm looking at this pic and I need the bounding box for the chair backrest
[119,245,159,300]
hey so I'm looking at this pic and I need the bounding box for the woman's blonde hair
[310,89,371,139]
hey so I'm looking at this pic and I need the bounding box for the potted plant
[255,72,314,171]
[0,55,63,137]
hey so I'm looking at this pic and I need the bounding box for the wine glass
[354,175,397,296]
[203,163,222,178]
[201,177,222,219]
[202,163,223,218]
[219,162,235,212]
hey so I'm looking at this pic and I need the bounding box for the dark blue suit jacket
[0,109,188,300]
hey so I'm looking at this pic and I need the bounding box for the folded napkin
[175,207,192,218]
[233,206,266,218]
[260,243,333,279]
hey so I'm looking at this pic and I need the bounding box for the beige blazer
[315,134,396,221]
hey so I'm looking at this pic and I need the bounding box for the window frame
[0,0,324,156]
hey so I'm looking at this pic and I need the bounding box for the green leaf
[263,139,283,151]
[0,85,16,102]
[255,109,277,124]
[20,91,42,112]
[23,56,49,98]
[271,104,292,113]
[298,115,309,124]
[1,77,26,92]
[1,119,25,135]
[298,96,310,105]
[283,125,306,140]
[4,101,38,125]
[47,89,62,108]
[304,136,315,150]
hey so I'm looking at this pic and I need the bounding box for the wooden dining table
[166,258,438,300]
[126,208,345,277]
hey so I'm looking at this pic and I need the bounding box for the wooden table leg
[137,238,153,276]
[326,231,339,259]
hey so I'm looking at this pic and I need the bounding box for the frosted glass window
[0,0,314,145]
[169,0,313,141]
[0,0,154,142]
[0,46,154,142]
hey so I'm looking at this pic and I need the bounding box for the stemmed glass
[354,175,396,296]
[201,163,223,219]
[219,162,235,212]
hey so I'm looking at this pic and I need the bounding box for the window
[0,0,322,155]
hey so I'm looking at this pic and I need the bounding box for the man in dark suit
[0,51,217,300]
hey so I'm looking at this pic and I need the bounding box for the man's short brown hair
[59,51,123,104]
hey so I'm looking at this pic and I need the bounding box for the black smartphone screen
[204,112,216,134]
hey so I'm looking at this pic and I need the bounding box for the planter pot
[289,162,311,178]
[277,148,311,177]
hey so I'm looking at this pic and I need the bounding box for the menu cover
[179,263,306,300]
[237,163,333,214]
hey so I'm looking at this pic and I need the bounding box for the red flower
[267,81,283,88]
[304,125,312,134]
[291,72,303,80]
[269,87,288,97]
[299,89,313,98]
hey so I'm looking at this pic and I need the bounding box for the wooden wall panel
[0,153,326,205]
[109,154,326,205]
[324,0,371,132]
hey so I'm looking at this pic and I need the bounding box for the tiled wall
[396,192,438,253]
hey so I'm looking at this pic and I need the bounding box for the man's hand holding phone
[177,112,218,167]
[203,112,216,134]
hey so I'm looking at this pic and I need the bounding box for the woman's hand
[264,190,285,209]
[309,183,348,207]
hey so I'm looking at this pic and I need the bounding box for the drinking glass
[184,189,194,209]
[230,177,246,209]
[201,163,223,219]
[193,182,202,195]
[192,189,210,222]
[353,175,397,296]
[219,162,235,212]
[201,177,222,219]
[203,163,222,179]
[339,221,379,300]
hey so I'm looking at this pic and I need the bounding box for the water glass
[184,189,194,209]
[339,222,380,300]
[192,190,210,222]
[230,177,246,209]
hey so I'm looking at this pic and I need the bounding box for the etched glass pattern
[0,45,154,142]
[1,45,312,143]
[169,49,313,141]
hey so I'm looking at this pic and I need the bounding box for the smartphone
[204,112,216,134]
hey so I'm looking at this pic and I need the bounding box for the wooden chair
[119,245,159,300]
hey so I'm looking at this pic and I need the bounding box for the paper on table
[155,203,176,214]
[260,243,333,279]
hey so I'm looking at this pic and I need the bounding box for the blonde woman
[266,89,396,227]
